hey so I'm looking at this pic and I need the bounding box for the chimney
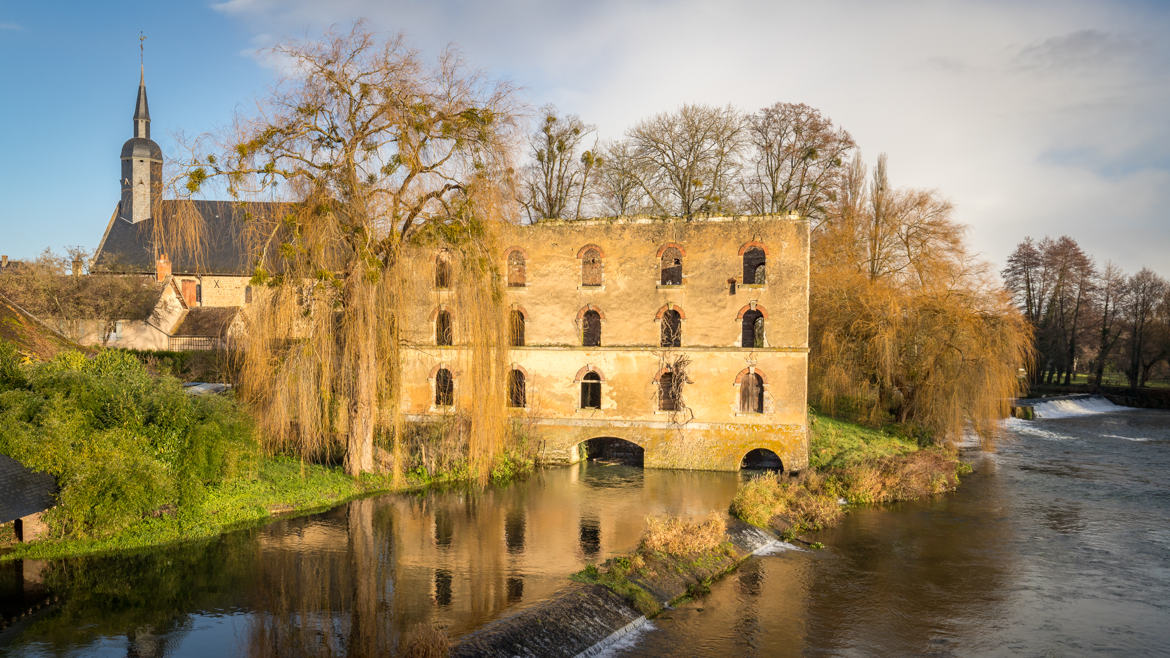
[72,258,83,277]
[156,254,171,282]
[2,255,7,269]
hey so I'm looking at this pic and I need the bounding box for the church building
[89,68,811,472]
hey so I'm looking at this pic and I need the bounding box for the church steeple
[119,44,163,224]
[133,66,150,139]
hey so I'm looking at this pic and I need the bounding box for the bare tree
[742,102,855,226]
[1121,268,1169,388]
[1089,262,1129,387]
[594,140,648,216]
[0,248,159,345]
[178,25,517,478]
[625,104,743,219]
[519,106,594,221]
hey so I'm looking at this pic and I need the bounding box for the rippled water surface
[3,408,1168,656]
[621,408,1170,656]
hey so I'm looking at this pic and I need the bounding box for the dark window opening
[434,569,453,607]
[195,283,202,304]
[434,368,454,406]
[660,309,682,347]
[436,310,453,346]
[581,372,602,409]
[507,250,526,287]
[581,248,602,286]
[582,310,601,347]
[741,310,764,348]
[580,437,644,466]
[660,247,683,285]
[435,254,451,289]
[508,369,526,407]
[739,372,764,413]
[509,310,525,346]
[741,448,784,471]
[506,576,524,603]
[579,517,601,557]
[244,285,252,304]
[505,509,526,553]
[658,370,681,411]
[743,247,766,285]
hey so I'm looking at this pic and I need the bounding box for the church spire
[133,33,150,138]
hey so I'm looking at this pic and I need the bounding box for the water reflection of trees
[7,466,744,655]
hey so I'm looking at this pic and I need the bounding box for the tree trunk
[345,318,377,476]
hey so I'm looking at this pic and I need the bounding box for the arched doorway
[740,448,783,471]
[579,437,644,467]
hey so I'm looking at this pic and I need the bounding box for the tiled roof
[171,307,239,337]
[93,200,291,276]
[0,455,57,524]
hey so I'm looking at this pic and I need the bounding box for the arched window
[741,310,764,348]
[508,369,526,407]
[506,249,526,287]
[658,369,681,411]
[660,309,682,347]
[582,310,601,347]
[435,368,454,406]
[660,246,683,285]
[435,309,453,346]
[435,252,452,289]
[739,372,764,413]
[742,247,766,285]
[509,310,525,347]
[581,372,602,409]
[581,247,603,287]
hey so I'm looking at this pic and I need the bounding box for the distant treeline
[1003,236,1169,389]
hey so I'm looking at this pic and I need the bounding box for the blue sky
[1,1,1168,274]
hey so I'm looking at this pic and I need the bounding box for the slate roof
[172,307,238,337]
[93,200,290,276]
[0,455,57,524]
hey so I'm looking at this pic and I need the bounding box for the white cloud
[212,0,1170,272]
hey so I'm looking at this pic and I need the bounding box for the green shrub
[0,342,258,539]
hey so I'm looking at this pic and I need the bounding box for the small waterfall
[1029,395,1129,419]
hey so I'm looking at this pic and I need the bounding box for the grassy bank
[571,514,737,617]
[732,413,968,538]
[0,342,533,562]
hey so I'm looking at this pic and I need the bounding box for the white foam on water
[1103,433,1151,442]
[1004,417,1076,441]
[582,618,656,658]
[1030,396,1128,419]
[753,540,802,555]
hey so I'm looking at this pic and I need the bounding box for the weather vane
[139,30,146,67]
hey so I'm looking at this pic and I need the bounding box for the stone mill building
[90,67,811,473]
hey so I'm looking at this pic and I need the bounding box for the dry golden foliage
[168,24,519,479]
[638,513,726,557]
[811,154,1032,446]
[401,623,449,658]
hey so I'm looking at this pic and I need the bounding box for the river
[2,402,1168,656]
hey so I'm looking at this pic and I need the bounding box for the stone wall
[400,215,810,471]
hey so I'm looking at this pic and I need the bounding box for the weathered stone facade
[400,215,810,472]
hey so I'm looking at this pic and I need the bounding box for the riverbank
[733,413,968,539]
[1,451,538,563]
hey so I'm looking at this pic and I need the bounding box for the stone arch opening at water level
[579,437,645,467]
[740,448,784,471]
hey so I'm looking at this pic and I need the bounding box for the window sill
[734,412,768,417]
[577,284,604,291]
[506,286,528,292]
[739,283,766,289]
[656,284,684,290]
[428,405,455,413]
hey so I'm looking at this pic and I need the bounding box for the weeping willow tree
[175,25,518,479]
[811,154,1032,446]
